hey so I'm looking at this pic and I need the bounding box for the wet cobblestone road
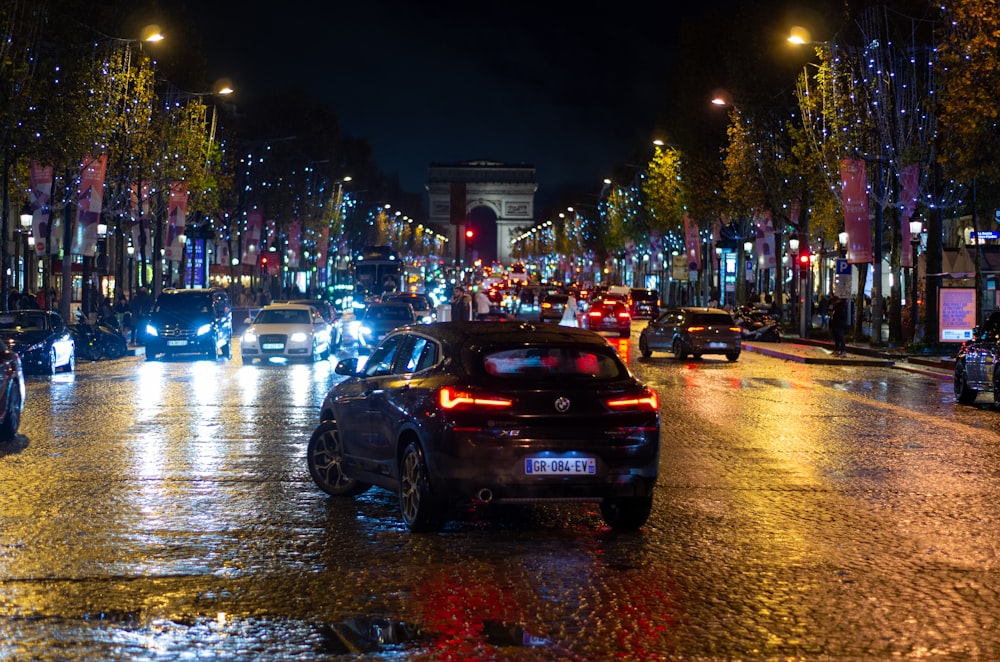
[0,339,998,660]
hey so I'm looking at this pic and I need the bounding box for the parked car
[0,347,24,440]
[0,310,75,374]
[306,321,660,532]
[629,288,660,319]
[381,292,436,323]
[241,303,332,364]
[538,294,569,323]
[357,302,417,349]
[281,299,343,348]
[638,307,742,361]
[582,299,632,338]
[144,288,233,360]
[955,310,1000,406]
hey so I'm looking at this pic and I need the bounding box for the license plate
[167,340,188,347]
[524,457,596,475]
[262,343,284,350]
[707,342,726,349]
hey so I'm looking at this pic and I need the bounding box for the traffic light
[797,251,810,276]
[260,255,269,276]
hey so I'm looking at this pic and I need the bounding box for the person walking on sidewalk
[830,295,848,357]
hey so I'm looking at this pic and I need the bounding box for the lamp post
[909,219,922,343]
[17,205,31,295]
[96,221,109,301]
[743,240,754,304]
[127,244,135,300]
[788,237,799,327]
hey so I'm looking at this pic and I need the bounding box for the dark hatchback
[144,288,233,360]
[582,299,632,338]
[955,310,1000,406]
[538,294,569,323]
[638,307,742,361]
[307,322,660,532]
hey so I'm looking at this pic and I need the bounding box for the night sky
[183,0,718,204]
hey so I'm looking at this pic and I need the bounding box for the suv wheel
[954,360,977,405]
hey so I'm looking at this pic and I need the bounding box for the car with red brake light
[638,306,742,361]
[306,321,660,532]
[581,299,632,338]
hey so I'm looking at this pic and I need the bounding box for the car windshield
[386,295,429,309]
[154,293,212,313]
[0,312,47,331]
[479,346,623,379]
[255,308,312,325]
[366,306,412,321]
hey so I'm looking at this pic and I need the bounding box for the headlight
[243,331,257,343]
[290,332,308,342]
[145,324,159,337]
[195,324,212,336]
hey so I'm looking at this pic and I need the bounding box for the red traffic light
[465,229,474,239]
[797,252,810,266]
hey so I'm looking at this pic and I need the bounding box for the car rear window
[690,312,734,325]
[480,346,623,379]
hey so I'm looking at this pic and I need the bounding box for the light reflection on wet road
[1,340,999,659]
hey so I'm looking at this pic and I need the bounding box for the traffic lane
[0,353,679,659]
[2,348,999,658]
[633,350,1000,657]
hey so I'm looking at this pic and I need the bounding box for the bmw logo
[554,396,571,413]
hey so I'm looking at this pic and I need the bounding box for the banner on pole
[840,159,872,265]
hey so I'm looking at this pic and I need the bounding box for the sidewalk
[741,335,956,380]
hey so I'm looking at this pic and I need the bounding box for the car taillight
[617,311,631,320]
[729,326,742,333]
[686,326,705,332]
[439,386,513,410]
[606,387,658,411]
[588,310,603,318]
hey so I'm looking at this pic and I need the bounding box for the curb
[742,342,894,366]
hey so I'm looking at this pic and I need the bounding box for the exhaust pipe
[476,488,493,503]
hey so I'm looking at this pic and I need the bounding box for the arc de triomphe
[426,160,536,266]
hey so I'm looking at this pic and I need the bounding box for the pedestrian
[130,286,153,345]
[475,287,492,320]
[829,295,848,357]
[559,292,579,327]
[818,295,830,328]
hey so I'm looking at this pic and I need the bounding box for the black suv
[629,288,660,319]
[144,288,233,360]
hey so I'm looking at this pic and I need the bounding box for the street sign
[834,258,851,275]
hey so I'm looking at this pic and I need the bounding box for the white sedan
[240,303,332,364]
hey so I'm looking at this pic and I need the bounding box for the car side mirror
[334,358,359,376]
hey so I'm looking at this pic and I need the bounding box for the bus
[354,246,402,300]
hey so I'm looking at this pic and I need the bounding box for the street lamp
[17,205,32,295]
[909,219,923,343]
[743,240,754,303]
[127,244,135,300]
[788,237,799,327]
